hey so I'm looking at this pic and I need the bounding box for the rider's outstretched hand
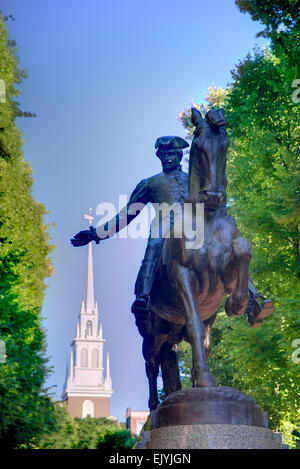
[70,226,100,247]
[70,230,93,247]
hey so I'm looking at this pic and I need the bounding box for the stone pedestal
[143,423,286,449]
[136,387,288,449]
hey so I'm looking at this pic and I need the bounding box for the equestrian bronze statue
[142,108,274,410]
[71,108,274,410]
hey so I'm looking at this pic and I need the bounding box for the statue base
[136,387,288,449]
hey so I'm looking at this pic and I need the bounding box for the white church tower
[62,210,113,418]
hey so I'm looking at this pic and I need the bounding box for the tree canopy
[0,12,55,448]
[38,403,136,450]
[177,5,300,447]
[235,0,299,36]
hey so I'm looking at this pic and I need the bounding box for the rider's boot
[131,277,152,337]
[132,293,150,313]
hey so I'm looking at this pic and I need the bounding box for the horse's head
[190,107,229,211]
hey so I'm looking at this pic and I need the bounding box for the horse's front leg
[224,236,252,317]
[175,265,216,387]
[203,314,217,361]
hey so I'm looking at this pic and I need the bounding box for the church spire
[63,209,113,417]
[83,209,95,313]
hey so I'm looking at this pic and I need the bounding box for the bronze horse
[143,108,253,410]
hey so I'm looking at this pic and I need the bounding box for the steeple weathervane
[84,207,94,225]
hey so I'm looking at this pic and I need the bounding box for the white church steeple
[63,210,113,418]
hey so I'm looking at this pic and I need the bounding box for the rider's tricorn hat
[155,136,189,152]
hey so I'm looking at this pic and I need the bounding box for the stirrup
[246,293,274,329]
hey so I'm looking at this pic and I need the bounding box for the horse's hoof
[191,366,217,387]
[225,295,247,317]
[197,371,217,387]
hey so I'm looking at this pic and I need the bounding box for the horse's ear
[191,107,204,127]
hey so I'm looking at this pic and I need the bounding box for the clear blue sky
[1,0,267,422]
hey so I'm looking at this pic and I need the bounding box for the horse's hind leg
[143,336,160,411]
[175,265,216,388]
[145,360,159,411]
[159,342,181,397]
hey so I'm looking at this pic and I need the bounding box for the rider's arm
[95,178,151,240]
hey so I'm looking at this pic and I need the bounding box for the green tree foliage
[235,0,299,36]
[235,0,299,78]
[96,429,137,450]
[38,403,136,449]
[37,404,78,449]
[0,13,55,448]
[177,10,300,446]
